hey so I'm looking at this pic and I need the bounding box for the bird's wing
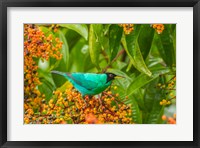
[67,73,99,90]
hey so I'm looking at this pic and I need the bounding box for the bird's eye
[109,74,113,77]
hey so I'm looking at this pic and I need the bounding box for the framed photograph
[0,0,199,147]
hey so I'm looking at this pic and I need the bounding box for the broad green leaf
[65,29,81,49]
[111,83,126,100]
[171,24,176,33]
[89,24,104,71]
[103,24,111,35]
[38,69,56,89]
[109,68,132,98]
[157,106,165,124]
[59,24,88,40]
[126,61,132,72]
[138,24,155,59]
[51,74,67,89]
[122,25,152,76]
[70,38,91,72]
[146,105,164,124]
[133,89,146,111]
[147,57,164,68]
[38,79,54,101]
[155,25,175,67]
[55,29,69,72]
[57,81,73,92]
[126,66,171,97]
[39,26,54,37]
[109,25,123,61]
[118,88,142,124]
[125,97,142,124]
[143,77,162,112]
[143,77,166,124]
[114,61,127,70]
[173,27,176,58]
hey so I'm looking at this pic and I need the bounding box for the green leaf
[39,26,54,37]
[109,25,123,61]
[38,69,56,88]
[155,25,175,67]
[146,105,164,124]
[65,29,81,49]
[143,77,165,124]
[122,25,152,76]
[126,61,132,72]
[89,24,104,71]
[103,24,111,35]
[59,24,88,40]
[157,106,165,123]
[55,29,69,72]
[125,97,142,124]
[143,77,161,112]
[126,66,171,97]
[133,89,146,111]
[114,60,127,70]
[119,88,142,124]
[38,79,54,101]
[109,68,132,98]
[69,38,91,72]
[138,24,155,59]
[173,27,176,58]
[51,72,68,88]
[56,81,72,92]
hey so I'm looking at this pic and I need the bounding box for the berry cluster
[151,24,165,34]
[49,24,60,33]
[119,24,134,35]
[162,114,176,124]
[157,76,176,106]
[156,75,176,124]
[24,24,63,116]
[24,84,133,124]
[160,99,171,106]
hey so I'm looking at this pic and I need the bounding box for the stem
[164,88,176,90]
[169,96,176,101]
[166,75,176,84]
[101,50,109,63]
[102,49,125,73]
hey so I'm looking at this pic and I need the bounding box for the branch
[101,50,109,63]
[102,49,125,73]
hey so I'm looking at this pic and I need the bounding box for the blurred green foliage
[38,24,176,124]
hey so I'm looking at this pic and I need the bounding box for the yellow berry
[114,86,118,90]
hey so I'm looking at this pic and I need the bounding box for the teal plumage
[51,71,117,96]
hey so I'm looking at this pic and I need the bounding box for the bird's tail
[51,70,66,77]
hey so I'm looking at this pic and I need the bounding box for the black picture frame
[0,0,199,148]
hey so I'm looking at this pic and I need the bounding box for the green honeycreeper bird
[51,71,119,97]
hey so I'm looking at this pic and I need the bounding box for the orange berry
[162,115,167,120]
